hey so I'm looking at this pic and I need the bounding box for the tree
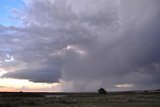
[97,88,107,94]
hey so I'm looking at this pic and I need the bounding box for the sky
[0,0,160,92]
[0,0,24,26]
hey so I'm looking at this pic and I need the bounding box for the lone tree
[97,88,107,94]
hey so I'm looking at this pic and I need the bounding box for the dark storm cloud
[0,0,160,91]
[2,55,63,83]
[2,67,61,83]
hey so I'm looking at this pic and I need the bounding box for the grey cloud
[0,0,160,91]
[2,67,61,83]
[2,52,63,83]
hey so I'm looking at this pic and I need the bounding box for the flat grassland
[0,90,160,107]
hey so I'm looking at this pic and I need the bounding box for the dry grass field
[0,90,160,107]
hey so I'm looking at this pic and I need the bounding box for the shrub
[97,88,107,94]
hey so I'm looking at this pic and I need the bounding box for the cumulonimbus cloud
[0,0,160,91]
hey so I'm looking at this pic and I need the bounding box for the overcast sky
[0,0,160,92]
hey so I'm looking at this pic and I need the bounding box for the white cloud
[5,54,15,62]
[114,84,134,88]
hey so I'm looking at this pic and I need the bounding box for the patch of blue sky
[0,48,12,52]
[0,0,25,26]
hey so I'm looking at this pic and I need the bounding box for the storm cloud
[0,0,160,91]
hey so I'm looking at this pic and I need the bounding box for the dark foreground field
[0,90,160,107]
